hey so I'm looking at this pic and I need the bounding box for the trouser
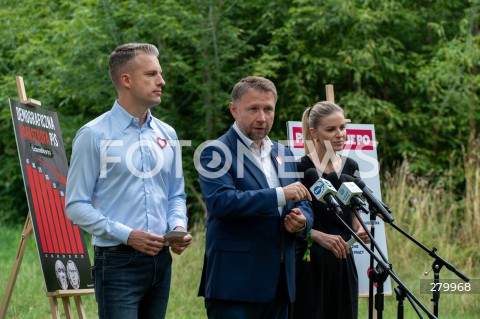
[93,245,172,319]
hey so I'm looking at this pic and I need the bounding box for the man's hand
[127,230,165,256]
[284,208,307,233]
[168,226,193,255]
[283,182,312,202]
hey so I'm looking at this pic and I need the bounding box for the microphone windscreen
[303,168,321,189]
[340,174,355,183]
[353,177,367,189]
[324,172,342,190]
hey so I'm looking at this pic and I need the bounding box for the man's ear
[229,102,237,119]
[120,73,132,89]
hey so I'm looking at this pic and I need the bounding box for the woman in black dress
[293,101,370,319]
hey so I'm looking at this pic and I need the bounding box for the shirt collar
[232,122,273,151]
[112,100,153,130]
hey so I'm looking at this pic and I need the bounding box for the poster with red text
[9,99,93,292]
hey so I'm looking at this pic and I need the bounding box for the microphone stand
[368,206,376,319]
[334,207,437,319]
[353,205,388,319]
[394,285,424,319]
[353,208,423,319]
[387,221,470,317]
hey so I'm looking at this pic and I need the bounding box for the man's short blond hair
[231,76,278,104]
[109,43,159,87]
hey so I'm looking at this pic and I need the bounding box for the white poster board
[287,121,392,296]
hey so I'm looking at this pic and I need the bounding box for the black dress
[293,155,360,319]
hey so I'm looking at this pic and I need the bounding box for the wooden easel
[0,76,94,319]
[0,215,34,318]
[325,84,351,123]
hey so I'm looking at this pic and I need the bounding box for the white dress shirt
[233,123,286,214]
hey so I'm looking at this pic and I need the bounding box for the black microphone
[304,168,344,215]
[352,177,394,223]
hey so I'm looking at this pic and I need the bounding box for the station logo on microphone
[313,183,324,196]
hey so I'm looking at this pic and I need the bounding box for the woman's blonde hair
[301,101,344,155]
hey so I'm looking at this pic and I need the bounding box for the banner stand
[0,76,94,319]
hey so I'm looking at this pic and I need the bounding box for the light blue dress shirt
[66,101,188,247]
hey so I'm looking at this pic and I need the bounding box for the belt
[94,244,134,252]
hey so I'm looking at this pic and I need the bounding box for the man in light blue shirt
[66,43,192,319]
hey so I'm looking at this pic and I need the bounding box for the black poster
[9,99,93,292]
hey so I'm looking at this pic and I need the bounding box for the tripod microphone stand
[356,199,470,318]
[331,208,437,319]
[352,206,430,319]
[353,207,425,319]
[387,221,470,317]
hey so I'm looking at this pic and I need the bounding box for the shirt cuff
[168,218,188,231]
[110,222,133,245]
[276,187,286,207]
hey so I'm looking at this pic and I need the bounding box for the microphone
[304,168,344,215]
[352,177,394,223]
[335,175,366,208]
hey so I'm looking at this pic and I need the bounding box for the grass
[358,161,480,318]
[0,226,206,319]
[1,137,479,318]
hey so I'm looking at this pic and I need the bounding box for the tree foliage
[0,0,478,223]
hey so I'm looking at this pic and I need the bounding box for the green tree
[0,0,478,223]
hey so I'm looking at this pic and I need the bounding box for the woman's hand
[352,213,371,244]
[356,227,371,244]
[310,229,349,259]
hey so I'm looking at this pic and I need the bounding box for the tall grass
[375,133,480,318]
[1,138,479,318]
[382,134,479,272]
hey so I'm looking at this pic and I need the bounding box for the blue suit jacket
[198,127,313,303]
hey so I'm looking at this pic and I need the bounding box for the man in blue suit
[197,76,313,319]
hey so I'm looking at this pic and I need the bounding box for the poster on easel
[286,120,392,296]
[9,99,94,293]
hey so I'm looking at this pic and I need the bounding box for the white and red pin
[274,155,283,165]
[156,137,168,149]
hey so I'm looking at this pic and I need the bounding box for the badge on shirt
[156,137,168,149]
[274,155,283,165]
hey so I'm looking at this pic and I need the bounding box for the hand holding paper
[166,227,192,255]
